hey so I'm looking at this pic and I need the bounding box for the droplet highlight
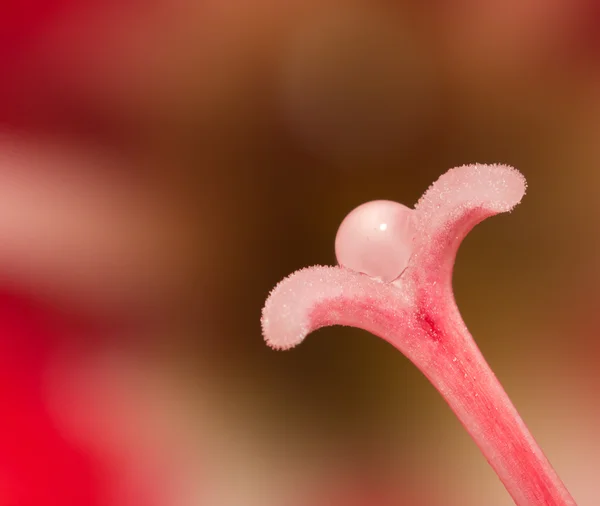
[334,200,416,282]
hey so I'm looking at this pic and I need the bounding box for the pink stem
[412,303,576,506]
[301,270,576,505]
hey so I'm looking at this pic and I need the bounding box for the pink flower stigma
[261,164,577,506]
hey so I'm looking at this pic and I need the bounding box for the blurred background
[1,0,599,504]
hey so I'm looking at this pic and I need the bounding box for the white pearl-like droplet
[335,200,416,282]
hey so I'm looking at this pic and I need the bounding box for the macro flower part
[262,164,526,350]
[261,164,577,506]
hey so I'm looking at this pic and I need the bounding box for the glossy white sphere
[335,200,416,282]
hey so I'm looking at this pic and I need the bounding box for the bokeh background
[1,0,599,504]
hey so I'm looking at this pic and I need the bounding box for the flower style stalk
[261,164,577,506]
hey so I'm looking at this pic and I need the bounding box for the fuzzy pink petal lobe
[411,164,526,279]
[415,163,526,223]
[261,266,412,350]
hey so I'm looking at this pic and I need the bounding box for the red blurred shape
[0,1,72,58]
[0,291,100,505]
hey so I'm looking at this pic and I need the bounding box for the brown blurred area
[2,0,600,504]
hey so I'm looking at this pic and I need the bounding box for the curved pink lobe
[261,266,412,350]
[411,164,526,285]
[261,164,576,506]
